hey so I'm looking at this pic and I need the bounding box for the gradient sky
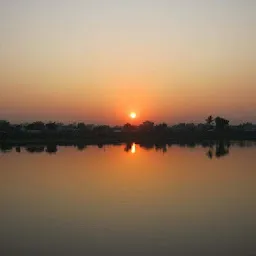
[0,0,255,124]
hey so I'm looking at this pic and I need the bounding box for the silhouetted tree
[77,122,86,130]
[0,131,7,141]
[139,121,154,132]
[123,123,136,132]
[26,121,45,131]
[93,125,110,136]
[45,122,58,131]
[215,117,229,131]
[206,115,214,125]
[239,122,254,131]
[0,120,11,131]
[186,123,196,132]
[172,123,186,132]
[155,123,168,133]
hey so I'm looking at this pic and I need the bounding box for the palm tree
[205,115,214,125]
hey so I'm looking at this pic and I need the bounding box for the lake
[1,142,256,256]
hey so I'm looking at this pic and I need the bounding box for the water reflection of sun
[131,143,136,154]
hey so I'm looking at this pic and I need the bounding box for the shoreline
[1,136,256,147]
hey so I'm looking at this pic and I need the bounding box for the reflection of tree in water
[46,144,58,154]
[123,143,136,153]
[124,143,132,152]
[186,142,196,148]
[0,144,12,153]
[207,141,230,159]
[235,140,256,148]
[207,150,213,159]
[178,141,186,147]
[26,146,45,153]
[139,142,154,151]
[215,141,230,158]
[97,144,103,149]
[155,143,167,153]
[76,143,87,151]
[124,142,167,153]
[0,140,254,157]
[201,141,215,148]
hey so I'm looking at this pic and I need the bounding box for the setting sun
[130,112,137,119]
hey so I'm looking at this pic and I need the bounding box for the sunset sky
[0,0,255,124]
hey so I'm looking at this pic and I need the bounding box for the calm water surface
[1,143,256,256]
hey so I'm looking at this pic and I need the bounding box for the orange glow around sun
[130,112,137,119]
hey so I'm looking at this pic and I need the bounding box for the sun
[130,112,137,119]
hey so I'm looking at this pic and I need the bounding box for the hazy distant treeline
[0,116,256,143]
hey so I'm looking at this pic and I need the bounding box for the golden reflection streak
[131,143,136,154]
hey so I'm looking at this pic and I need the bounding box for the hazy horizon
[1,116,256,127]
[1,1,255,125]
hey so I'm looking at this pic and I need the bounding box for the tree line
[0,116,256,142]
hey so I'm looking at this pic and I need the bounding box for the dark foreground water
[1,142,256,256]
